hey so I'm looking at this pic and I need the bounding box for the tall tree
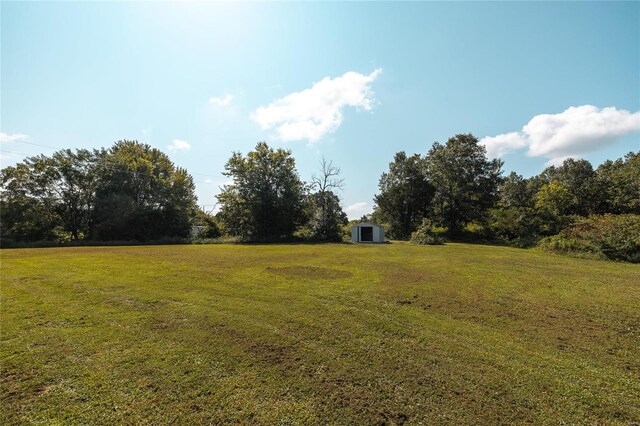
[1,161,60,242]
[94,140,197,241]
[498,172,536,209]
[597,152,640,214]
[373,152,433,239]
[307,191,348,241]
[0,149,103,241]
[539,159,602,216]
[217,142,307,241]
[425,134,503,232]
[51,149,104,240]
[309,158,347,241]
[489,172,545,245]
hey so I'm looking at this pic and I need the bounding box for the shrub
[538,214,640,263]
[489,207,541,247]
[537,235,604,260]
[192,210,222,239]
[411,219,447,245]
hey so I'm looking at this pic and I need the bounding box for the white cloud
[0,133,28,143]
[480,105,640,165]
[209,94,234,107]
[167,139,191,153]
[478,131,528,159]
[345,202,370,219]
[251,69,382,143]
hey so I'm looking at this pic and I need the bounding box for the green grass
[1,243,639,424]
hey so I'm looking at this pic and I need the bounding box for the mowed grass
[1,243,639,425]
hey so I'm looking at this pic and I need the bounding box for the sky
[2,1,639,218]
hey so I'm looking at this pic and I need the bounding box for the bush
[489,207,543,247]
[191,236,244,244]
[192,210,222,239]
[411,219,447,245]
[537,235,604,260]
[538,214,640,263]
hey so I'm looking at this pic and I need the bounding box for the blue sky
[2,1,639,218]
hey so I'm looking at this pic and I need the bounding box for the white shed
[351,222,385,243]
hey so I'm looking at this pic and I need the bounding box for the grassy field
[1,243,639,424]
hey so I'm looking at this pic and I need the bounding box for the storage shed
[351,222,385,243]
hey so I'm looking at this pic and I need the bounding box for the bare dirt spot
[246,341,298,365]
[267,266,352,280]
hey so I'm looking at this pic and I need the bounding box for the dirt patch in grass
[3,243,639,424]
[267,266,352,280]
[245,341,299,365]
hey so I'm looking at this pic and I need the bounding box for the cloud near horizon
[0,132,28,143]
[345,202,370,218]
[480,105,640,165]
[251,69,382,143]
[167,139,191,153]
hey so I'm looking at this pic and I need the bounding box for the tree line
[370,134,639,261]
[1,141,196,243]
[0,140,348,245]
[372,134,639,242]
[1,136,638,260]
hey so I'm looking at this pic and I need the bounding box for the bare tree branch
[311,157,344,193]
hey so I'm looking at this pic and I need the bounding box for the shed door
[360,226,373,242]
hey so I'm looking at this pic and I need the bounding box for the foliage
[192,209,222,239]
[374,152,433,239]
[538,214,640,263]
[1,149,104,242]
[306,191,348,241]
[538,159,602,216]
[596,152,640,214]
[535,180,573,218]
[487,172,544,246]
[217,142,307,241]
[1,141,197,243]
[93,140,197,241]
[308,158,348,241]
[2,134,638,252]
[489,207,544,247]
[498,172,536,209]
[410,218,447,245]
[425,134,503,233]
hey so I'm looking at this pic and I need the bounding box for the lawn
[1,243,639,424]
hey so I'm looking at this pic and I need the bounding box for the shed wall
[350,224,385,243]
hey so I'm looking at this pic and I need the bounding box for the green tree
[307,191,348,241]
[426,134,503,233]
[489,172,546,245]
[1,161,60,242]
[373,152,433,239]
[0,149,103,242]
[498,172,536,209]
[217,142,307,241]
[308,158,348,241]
[51,149,104,240]
[539,159,602,216]
[192,209,222,239]
[597,152,640,214]
[94,140,197,241]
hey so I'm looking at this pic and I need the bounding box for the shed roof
[351,222,383,229]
